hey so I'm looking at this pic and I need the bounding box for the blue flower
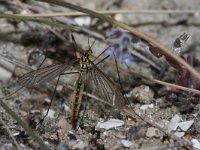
[105,28,139,64]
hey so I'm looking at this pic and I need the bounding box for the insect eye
[87,49,93,54]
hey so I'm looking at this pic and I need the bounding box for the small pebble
[57,118,68,130]
[72,140,87,150]
[168,122,179,132]
[191,139,200,149]
[127,125,147,140]
[20,102,30,112]
[140,104,154,110]
[171,114,182,123]
[178,120,194,131]
[0,68,12,82]
[43,98,51,105]
[56,143,69,150]
[74,17,91,26]
[168,118,194,133]
[68,133,77,140]
[174,131,185,138]
[42,109,55,118]
[129,85,154,104]
[168,114,182,132]
[96,119,124,130]
[121,140,134,148]
[146,127,158,138]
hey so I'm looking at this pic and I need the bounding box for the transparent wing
[90,63,125,109]
[18,63,74,88]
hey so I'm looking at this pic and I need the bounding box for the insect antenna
[71,34,82,54]
[92,45,113,64]
[88,37,96,50]
[95,55,110,66]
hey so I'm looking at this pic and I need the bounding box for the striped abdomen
[71,52,90,129]
[71,72,86,129]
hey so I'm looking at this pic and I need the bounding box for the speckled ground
[0,0,200,150]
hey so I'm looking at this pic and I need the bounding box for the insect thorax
[80,52,90,70]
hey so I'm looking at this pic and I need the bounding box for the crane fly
[13,35,126,129]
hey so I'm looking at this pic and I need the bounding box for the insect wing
[91,64,125,109]
[18,63,71,87]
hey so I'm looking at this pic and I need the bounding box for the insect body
[71,49,92,129]
[11,37,125,130]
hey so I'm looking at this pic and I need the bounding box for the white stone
[171,114,182,123]
[168,122,179,132]
[43,109,55,118]
[178,120,194,131]
[174,131,185,138]
[73,140,87,150]
[146,127,158,138]
[74,17,91,26]
[96,119,124,130]
[192,139,200,149]
[140,104,154,110]
[121,140,133,148]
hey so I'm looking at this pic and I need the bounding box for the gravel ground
[0,0,200,150]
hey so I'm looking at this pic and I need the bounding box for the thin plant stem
[0,100,50,150]
[41,0,200,82]
[0,117,21,150]
[22,9,200,17]
[0,12,76,30]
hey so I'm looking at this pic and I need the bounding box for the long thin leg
[95,55,110,66]
[36,74,61,126]
[37,56,46,69]
[92,45,112,63]
[35,71,79,126]
[88,37,96,50]
[113,52,148,124]
[71,34,81,56]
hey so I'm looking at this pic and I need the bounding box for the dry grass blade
[23,9,200,17]
[0,100,50,150]
[0,117,21,150]
[0,12,77,30]
[41,0,200,83]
